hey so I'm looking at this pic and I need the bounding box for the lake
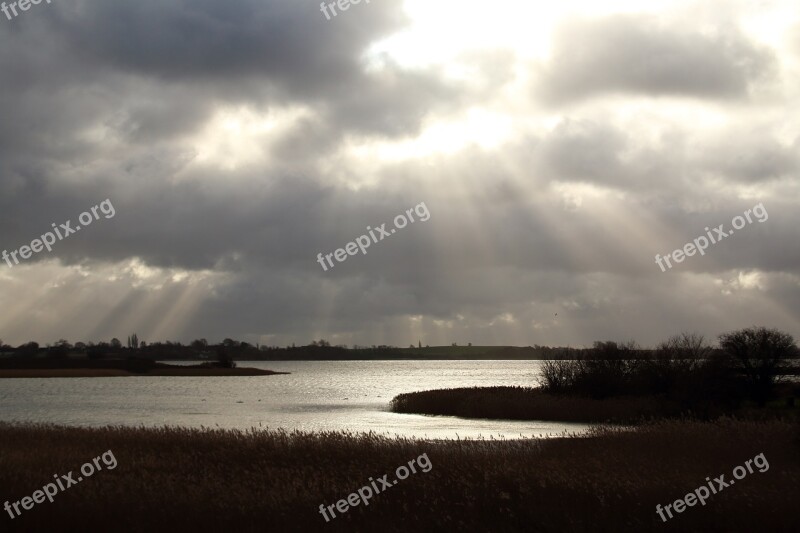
[0,360,592,439]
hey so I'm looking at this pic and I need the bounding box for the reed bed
[1,419,798,532]
[390,386,674,423]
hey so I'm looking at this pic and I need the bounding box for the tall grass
[1,420,797,532]
[390,386,667,423]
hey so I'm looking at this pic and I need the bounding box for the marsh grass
[1,419,798,532]
[390,386,672,423]
[390,383,799,424]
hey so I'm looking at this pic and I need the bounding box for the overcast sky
[0,0,798,348]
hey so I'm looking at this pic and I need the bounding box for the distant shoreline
[4,342,800,362]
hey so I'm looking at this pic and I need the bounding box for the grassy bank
[0,419,797,532]
[391,386,672,423]
[390,385,800,423]
[0,358,287,378]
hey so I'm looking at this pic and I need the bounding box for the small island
[0,359,287,378]
[0,336,288,378]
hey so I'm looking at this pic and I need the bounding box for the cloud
[0,1,798,347]
[51,0,405,86]
[697,131,799,182]
[536,14,775,105]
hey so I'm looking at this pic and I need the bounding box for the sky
[0,0,798,348]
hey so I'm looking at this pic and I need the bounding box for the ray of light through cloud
[0,0,797,347]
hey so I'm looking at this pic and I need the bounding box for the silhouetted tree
[646,333,710,393]
[191,339,208,349]
[719,327,797,405]
[48,339,71,359]
[18,342,39,357]
[215,346,236,369]
[127,334,139,349]
[87,342,110,360]
[539,341,643,398]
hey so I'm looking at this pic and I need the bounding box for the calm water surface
[0,361,592,439]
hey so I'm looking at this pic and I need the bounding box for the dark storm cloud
[534,117,799,193]
[0,0,475,268]
[0,1,797,347]
[536,14,775,105]
[50,0,403,86]
[50,0,467,138]
[0,0,463,164]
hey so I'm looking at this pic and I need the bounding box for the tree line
[540,326,798,410]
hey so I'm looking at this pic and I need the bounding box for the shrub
[539,359,576,393]
[538,334,746,415]
[539,341,645,399]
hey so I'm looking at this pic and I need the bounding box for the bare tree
[653,332,711,374]
[718,327,797,405]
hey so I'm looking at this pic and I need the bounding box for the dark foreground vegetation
[393,328,800,423]
[391,384,799,423]
[1,419,797,532]
[392,386,673,423]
